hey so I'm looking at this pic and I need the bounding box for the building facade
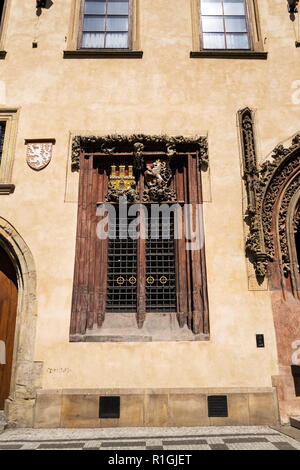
[0,0,300,428]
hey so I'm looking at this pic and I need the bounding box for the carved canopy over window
[70,135,210,341]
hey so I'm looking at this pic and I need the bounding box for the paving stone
[0,444,23,450]
[37,442,84,449]
[272,441,298,450]
[101,441,146,447]
[0,426,299,450]
[223,437,269,443]
[162,439,208,446]
[209,444,229,450]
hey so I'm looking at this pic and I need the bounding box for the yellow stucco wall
[1,0,299,391]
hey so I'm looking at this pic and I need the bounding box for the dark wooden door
[0,245,18,410]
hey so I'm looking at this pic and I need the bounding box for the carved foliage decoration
[143,159,177,203]
[239,107,300,280]
[71,134,209,172]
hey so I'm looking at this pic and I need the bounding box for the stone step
[290,416,300,430]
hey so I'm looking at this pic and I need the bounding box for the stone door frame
[0,217,41,427]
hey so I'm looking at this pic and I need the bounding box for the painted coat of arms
[26,142,53,170]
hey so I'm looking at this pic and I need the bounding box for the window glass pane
[203,32,225,49]
[226,33,249,49]
[107,16,128,31]
[223,0,245,16]
[107,1,129,15]
[106,32,128,47]
[85,0,106,15]
[201,0,223,15]
[225,16,247,32]
[202,16,224,32]
[0,122,6,167]
[83,16,105,31]
[82,32,105,48]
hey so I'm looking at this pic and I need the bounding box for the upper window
[81,0,130,49]
[200,0,250,50]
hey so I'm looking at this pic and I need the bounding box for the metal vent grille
[207,395,228,417]
[106,211,137,312]
[99,396,120,419]
[0,121,6,166]
[146,208,177,312]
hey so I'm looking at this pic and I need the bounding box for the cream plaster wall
[0,0,299,391]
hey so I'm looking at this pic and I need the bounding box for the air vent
[256,334,265,348]
[99,396,120,419]
[207,395,228,417]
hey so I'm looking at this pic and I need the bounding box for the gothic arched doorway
[0,244,18,410]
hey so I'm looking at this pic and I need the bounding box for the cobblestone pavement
[0,426,299,450]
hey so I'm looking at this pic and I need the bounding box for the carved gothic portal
[239,108,300,422]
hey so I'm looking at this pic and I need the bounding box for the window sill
[0,184,15,195]
[63,49,143,59]
[0,51,7,59]
[69,312,209,343]
[190,50,268,60]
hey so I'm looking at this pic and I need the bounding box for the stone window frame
[0,109,19,195]
[0,0,10,59]
[64,0,143,58]
[190,0,267,59]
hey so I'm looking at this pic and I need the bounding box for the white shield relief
[26,142,53,171]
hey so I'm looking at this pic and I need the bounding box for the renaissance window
[81,0,130,49]
[70,136,210,341]
[200,0,250,49]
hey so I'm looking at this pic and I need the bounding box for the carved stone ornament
[26,142,53,171]
[105,165,138,202]
[239,107,300,280]
[143,159,177,202]
[71,134,209,172]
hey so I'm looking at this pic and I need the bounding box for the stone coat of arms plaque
[26,142,53,171]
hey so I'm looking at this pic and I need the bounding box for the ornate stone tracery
[239,107,300,283]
